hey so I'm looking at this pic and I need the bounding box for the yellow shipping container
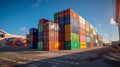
[54,41,59,50]
[65,33,71,41]
[65,25,71,33]
[80,42,87,49]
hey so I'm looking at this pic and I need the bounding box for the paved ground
[0,46,119,67]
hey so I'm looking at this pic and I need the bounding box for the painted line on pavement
[0,57,26,64]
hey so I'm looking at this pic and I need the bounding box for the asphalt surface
[0,46,119,67]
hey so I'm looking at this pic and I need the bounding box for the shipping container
[54,32,58,41]
[80,42,87,49]
[65,24,79,34]
[58,25,65,34]
[58,42,64,50]
[86,43,90,48]
[58,18,65,25]
[79,16,85,25]
[80,35,86,42]
[86,37,90,43]
[54,13,59,20]
[90,38,94,42]
[29,28,38,35]
[80,29,86,35]
[65,41,79,50]
[54,41,59,50]
[54,20,59,24]
[29,35,38,42]
[90,42,94,48]
[58,11,65,18]
[29,42,37,49]
[97,34,102,41]
[58,34,65,42]
[64,9,79,20]
[64,16,79,25]
[65,33,79,42]
[86,32,90,37]
[80,24,85,30]
[38,23,43,32]
[90,33,94,38]
[85,21,90,32]
[44,41,57,51]
[37,41,43,50]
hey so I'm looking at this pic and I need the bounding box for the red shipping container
[59,10,65,18]
[43,41,49,51]
[29,35,38,42]
[59,42,64,50]
[90,42,94,48]
[58,34,65,42]
[39,19,49,24]
[65,9,79,20]
[54,20,59,24]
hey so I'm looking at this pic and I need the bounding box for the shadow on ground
[13,48,120,67]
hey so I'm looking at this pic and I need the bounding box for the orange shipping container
[80,29,86,35]
[49,41,56,51]
[54,32,58,41]
[86,21,90,32]
[65,24,71,33]
[44,41,58,51]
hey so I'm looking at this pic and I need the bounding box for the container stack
[93,27,98,47]
[85,21,91,48]
[58,9,80,50]
[97,34,103,47]
[38,19,59,51]
[89,24,95,48]
[54,11,65,50]
[29,28,38,49]
[29,8,103,50]
[79,16,86,49]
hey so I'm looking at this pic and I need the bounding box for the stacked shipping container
[38,19,59,51]
[54,9,80,50]
[79,16,86,49]
[54,8,103,50]
[28,8,103,50]
[29,28,38,48]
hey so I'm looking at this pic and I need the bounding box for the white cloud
[31,0,42,8]
[110,18,117,25]
[20,27,27,33]
[104,33,108,37]
[97,24,102,28]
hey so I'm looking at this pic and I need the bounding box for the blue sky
[0,0,118,43]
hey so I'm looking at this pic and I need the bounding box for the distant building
[0,29,25,39]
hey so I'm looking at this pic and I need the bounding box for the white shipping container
[79,16,85,25]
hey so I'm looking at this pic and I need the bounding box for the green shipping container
[37,42,43,50]
[38,23,43,32]
[54,13,59,20]
[65,41,79,50]
[90,38,94,42]
[72,33,79,42]
[90,29,94,34]
[65,33,79,42]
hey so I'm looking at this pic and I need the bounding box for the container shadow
[13,48,120,67]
